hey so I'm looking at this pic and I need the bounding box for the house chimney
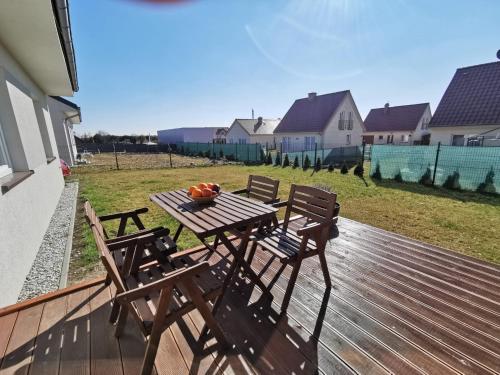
[254,117,263,132]
[497,49,500,60]
[308,92,317,101]
[384,102,390,114]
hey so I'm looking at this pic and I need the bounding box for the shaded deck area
[1,217,500,374]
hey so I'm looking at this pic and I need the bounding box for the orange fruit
[198,183,208,190]
[191,188,203,197]
[207,183,214,189]
[202,188,213,197]
[188,185,197,194]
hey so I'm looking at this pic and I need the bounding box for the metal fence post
[301,150,304,167]
[361,142,366,168]
[235,143,238,161]
[432,142,441,186]
[314,143,317,164]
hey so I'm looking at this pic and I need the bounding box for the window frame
[346,134,351,145]
[0,120,12,178]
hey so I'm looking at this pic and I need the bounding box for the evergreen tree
[292,155,299,169]
[303,154,311,170]
[394,170,403,182]
[282,154,290,167]
[353,163,364,177]
[371,162,382,180]
[260,148,266,163]
[443,170,461,190]
[265,152,272,165]
[328,164,334,172]
[274,152,281,166]
[419,165,433,186]
[340,162,349,174]
[477,167,496,194]
[314,157,322,171]
[219,149,224,158]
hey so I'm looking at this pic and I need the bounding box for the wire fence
[370,144,500,194]
[176,142,264,163]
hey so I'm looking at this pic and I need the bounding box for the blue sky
[71,0,500,135]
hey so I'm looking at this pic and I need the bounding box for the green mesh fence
[273,146,362,168]
[370,145,500,194]
[177,143,264,162]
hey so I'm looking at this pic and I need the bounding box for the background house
[273,91,365,152]
[362,103,432,145]
[429,61,500,146]
[48,96,81,166]
[157,127,228,144]
[0,0,78,306]
[226,117,280,147]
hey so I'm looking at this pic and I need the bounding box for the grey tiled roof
[274,91,349,133]
[235,119,280,135]
[364,103,429,132]
[430,61,500,127]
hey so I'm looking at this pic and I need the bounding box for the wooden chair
[84,201,177,272]
[90,225,228,375]
[231,175,280,204]
[249,184,337,314]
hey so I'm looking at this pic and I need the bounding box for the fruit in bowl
[188,182,220,203]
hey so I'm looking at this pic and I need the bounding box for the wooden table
[150,190,278,304]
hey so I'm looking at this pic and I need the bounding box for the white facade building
[0,0,79,306]
[274,91,365,152]
[48,96,81,166]
[226,117,280,147]
[157,127,227,144]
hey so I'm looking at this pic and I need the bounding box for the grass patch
[69,161,500,281]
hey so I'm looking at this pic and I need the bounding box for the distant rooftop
[364,103,429,132]
[430,61,500,128]
[232,118,280,135]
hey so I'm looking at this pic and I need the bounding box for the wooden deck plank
[28,296,67,375]
[88,284,123,375]
[59,288,91,375]
[0,304,44,375]
[0,313,18,369]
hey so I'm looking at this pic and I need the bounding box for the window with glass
[347,112,353,130]
[378,135,383,140]
[401,134,409,142]
[338,111,345,130]
[0,123,12,178]
[304,136,316,150]
[346,134,351,145]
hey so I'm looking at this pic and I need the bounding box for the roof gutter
[51,0,79,92]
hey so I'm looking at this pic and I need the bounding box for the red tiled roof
[430,61,500,127]
[364,103,429,132]
[274,91,349,133]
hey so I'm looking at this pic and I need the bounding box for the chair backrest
[84,200,108,239]
[246,175,280,204]
[90,224,127,293]
[283,184,337,230]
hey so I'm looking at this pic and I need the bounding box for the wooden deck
[1,217,499,374]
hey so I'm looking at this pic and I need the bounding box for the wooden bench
[250,184,337,314]
[90,225,228,375]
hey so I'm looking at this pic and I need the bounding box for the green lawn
[70,163,500,279]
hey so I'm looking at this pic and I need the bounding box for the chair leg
[115,305,129,338]
[246,241,257,266]
[109,298,121,323]
[318,252,332,288]
[281,260,302,314]
[104,274,112,286]
[141,328,163,375]
[213,235,220,251]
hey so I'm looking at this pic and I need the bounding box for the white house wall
[430,125,500,145]
[322,94,364,148]
[0,41,64,306]
[48,97,78,165]
[226,122,249,144]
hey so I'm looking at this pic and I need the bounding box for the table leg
[173,223,184,242]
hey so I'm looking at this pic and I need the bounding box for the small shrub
[443,170,461,190]
[180,146,185,155]
[292,155,299,169]
[328,164,334,172]
[219,149,224,158]
[226,154,235,161]
[265,153,272,165]
[282,154,290,167]
[303,154,311,170]
[394,170,403,183]
[340,162,349,174]
[197,151,204,157]
[371,162,382,180]
[477,167,496,194]
[260,148,266,163]
[353,163,364,177]
[419,166,433,186]
[204,150,210,158]
[314,157,322,172]
[274,152,281,167]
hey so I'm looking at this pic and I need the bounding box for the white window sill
[0,165,12,179]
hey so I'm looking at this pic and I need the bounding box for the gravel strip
[17,182,79,302]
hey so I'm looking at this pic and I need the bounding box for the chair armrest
[296,221,332,236]
[271,200,288,208]
[105,226,166,244]
[107,228,170,251]
[231,188,248,195]
[98,207,149,221]
[116,261,210,303]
